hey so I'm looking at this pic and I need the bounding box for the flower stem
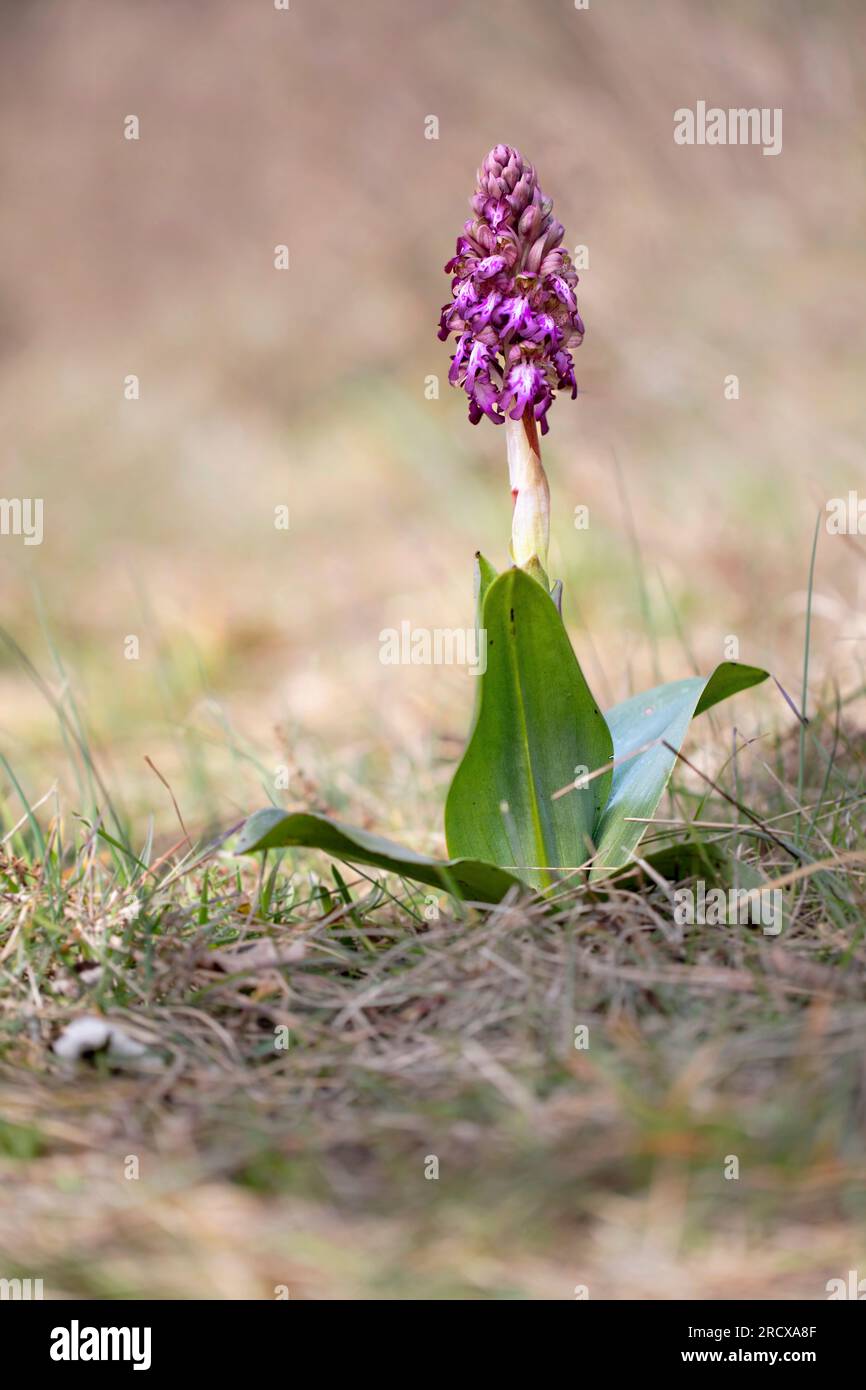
[506,407,550,587]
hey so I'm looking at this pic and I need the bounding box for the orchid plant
[236,146,768,902]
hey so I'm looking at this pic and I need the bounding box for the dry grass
[2,738,865,1296]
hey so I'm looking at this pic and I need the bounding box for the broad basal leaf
[589,662,768,879]
[235,808,525,905]
[445,567,613,890]
[470,552,498,733]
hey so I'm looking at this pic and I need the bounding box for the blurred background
[0,0,863,844]
[1,0,865,1301]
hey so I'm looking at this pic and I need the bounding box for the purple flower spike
[439,146,584,432]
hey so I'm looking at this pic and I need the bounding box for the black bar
[5,1298,861,1375]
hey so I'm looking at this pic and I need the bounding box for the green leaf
[604,839,788,934]
[474,551,499,611]
[445,567,613,891]
[605,838,733,888]
[589,662,769,879]
[471,553,498,733]
[234,808,525,905]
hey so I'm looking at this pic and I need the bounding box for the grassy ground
[1,681,865,1298]
[1,0,865,1298]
